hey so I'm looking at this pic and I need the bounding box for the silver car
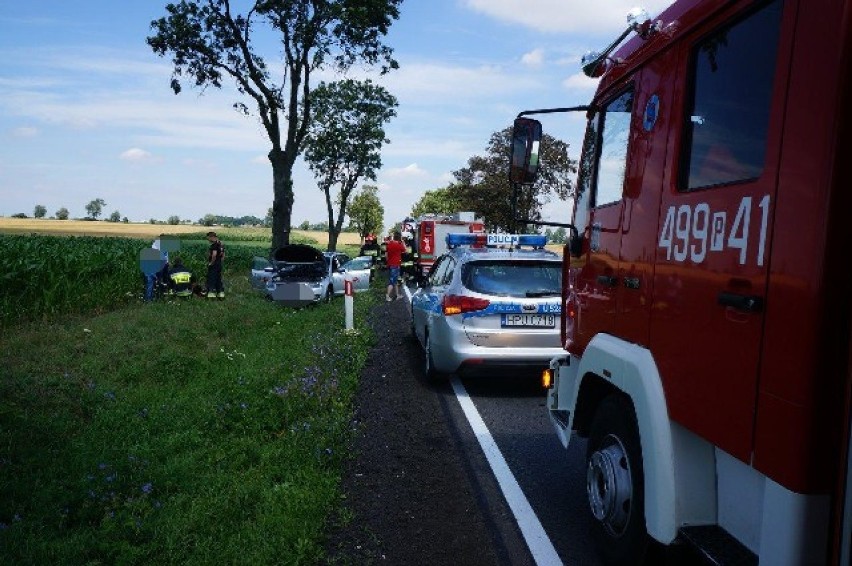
[261,244,336,306]
[410,233,565,380]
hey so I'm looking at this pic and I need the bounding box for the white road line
[450,376,563,566]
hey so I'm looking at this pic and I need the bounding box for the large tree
[347,184,384,242]
[147,0,401,250]
[85,198,106,220]
[33,205,47,219]
[452,126,576,231]
[303,78,397,251]
[410,186,462,217]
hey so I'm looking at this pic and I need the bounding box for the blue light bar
[445,233,547,248]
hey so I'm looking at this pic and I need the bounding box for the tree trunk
[269,148,294,253]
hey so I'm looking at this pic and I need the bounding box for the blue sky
[0,0,673,228]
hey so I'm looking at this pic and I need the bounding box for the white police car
[410,233,565,380]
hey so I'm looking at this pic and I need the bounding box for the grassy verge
[0,273,379,564]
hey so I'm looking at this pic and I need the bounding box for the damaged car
[260,244,335,307]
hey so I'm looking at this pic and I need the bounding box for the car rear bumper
[435,338,565,375]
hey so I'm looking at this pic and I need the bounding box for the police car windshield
[461,260,561,298]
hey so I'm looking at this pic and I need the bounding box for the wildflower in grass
[104,391,116,401]
[98,463,108,471]
[83,328,92,333]
[240,403,248,410]
[141,483,153,495]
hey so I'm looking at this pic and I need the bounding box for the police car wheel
[424,333,439,381]
[586,394,648,565]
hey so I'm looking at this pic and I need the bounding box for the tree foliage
[55,208,69,220]
[451,126,576,231]
[33,205,47,219]
[347,184,384,241]
[108,210,122,223]
[147,0,401,251]
[410,187,462,218]
[85,198,106,220]
[303,78,397,250]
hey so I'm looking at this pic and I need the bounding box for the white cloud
[464,0,676,35]
[561,72,600,93]
[385,163,428,178]
[521,48,545,67]
[120,148,153,162]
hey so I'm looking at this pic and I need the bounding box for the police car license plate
[501,314,556,328]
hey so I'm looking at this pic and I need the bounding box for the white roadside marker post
[344,275,354,330]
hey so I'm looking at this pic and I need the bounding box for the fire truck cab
[511,0,852,564]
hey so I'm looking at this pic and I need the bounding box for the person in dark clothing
[168,257,195,298]
[206,231,225,299]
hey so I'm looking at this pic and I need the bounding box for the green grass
[0,233,361,328]
[0,273,380,564]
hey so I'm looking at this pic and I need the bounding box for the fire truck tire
[586,394,648,565]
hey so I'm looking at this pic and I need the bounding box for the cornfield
[0,235,268,326]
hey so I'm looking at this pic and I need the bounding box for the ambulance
[510,0,852,563]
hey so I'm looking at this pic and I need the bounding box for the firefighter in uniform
[205,231,225,299]
[167,257,195,298]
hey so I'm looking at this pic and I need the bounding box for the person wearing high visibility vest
[168,257,195,298]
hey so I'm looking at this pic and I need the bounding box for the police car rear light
[442,294,490,315]
[445,233,548,248]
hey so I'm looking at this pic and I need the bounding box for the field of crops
[0,218,362,247]
[0,219,368,326]
[0,234,271,326]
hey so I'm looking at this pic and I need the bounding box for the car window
[429,256,451,286]
[461,260,562,298]
[343,258,371,270]
[680,0,783,190]
[442,257,457,285]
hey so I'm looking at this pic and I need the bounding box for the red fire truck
[410,213,484,276]
[510,0,851,564]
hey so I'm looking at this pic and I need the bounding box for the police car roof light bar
[446,233,547,249]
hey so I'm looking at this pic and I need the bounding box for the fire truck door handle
[597,275,618,287]
[718,291,764,313]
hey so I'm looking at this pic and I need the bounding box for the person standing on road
[206,231,225,299]
[385,230,406,302]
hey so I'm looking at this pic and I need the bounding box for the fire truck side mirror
[510,117,542,185]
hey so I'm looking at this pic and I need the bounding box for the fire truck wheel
[586,394,648,565]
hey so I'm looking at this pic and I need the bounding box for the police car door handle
[718,291,764,313]
[597,275,619,287]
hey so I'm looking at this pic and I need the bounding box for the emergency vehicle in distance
[403,212,485,276]
[509,0,851,564]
